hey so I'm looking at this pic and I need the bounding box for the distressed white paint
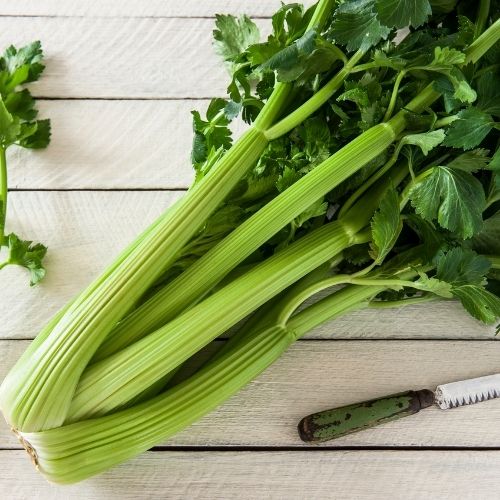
[8,99,249,189]
[0,17,267,98]
[0,0,315,18]
[2,450,500,499]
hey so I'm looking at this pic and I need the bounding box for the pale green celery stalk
[475,0,491,40]
[95,91,429,362]
[73,155,410,418]
[465,17,500,64]
[94,50,369,363]
[0,124,269,433]
[0,147,6,246]
[20,283,380,485]
[66,220,365,422]
[0,0,348,434]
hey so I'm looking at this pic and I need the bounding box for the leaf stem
[433,115,458,128]
[264,49,366,140]
[465,18,500,65]
[399,167,434,211]
[254,0,336,130]
[475,0,491,39]
[383,70,406,122]
[368,294,438,309]
[0,147,7,246]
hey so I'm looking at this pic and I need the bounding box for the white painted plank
[3,340,500,448]
[1,191,494,340]
[2,450,500,499]
[9,99,202,189]
[9,99,247,189]
[0,17,263,98]
[0,0,316,18]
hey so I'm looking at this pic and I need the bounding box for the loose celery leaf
[0,98,20,147]
[448,149,490,172]
[375,0,431,29]
[452,285,500,324]
[213,14,260,70]
[4,89,37,120]
[472,211,500,255]
[18,119,51,149]
[5,232,47,285]
[400,129,445,156]
[330,0,391,52]
[409,166,485,238]
[435,247,490,287]
[443,108,494,150]
[0,41,44,89]
[370,186,402,264]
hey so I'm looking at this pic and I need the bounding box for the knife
[298,373,500,443]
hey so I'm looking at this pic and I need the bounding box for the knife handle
[298,389,434,443]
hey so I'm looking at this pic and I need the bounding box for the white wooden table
[0,2,499,499]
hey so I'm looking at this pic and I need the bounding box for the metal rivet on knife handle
[298,389,435,443]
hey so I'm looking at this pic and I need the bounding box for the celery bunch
[1,0,500,484]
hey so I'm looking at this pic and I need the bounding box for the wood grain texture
[2,191,494,340]
[0,0,315,18]
[2,450,500,499]
[3,340,500,448]
[0,17,265,98]
[9,99,240,189]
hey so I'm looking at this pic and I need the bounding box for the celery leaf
[213,14,260,70]
[451,285,500,324]
[409,166,485,238]
[370,185,402,264]
[375,0,431,29]
[400,129,445,156]
[5,233,47,286]
[329,0,391,51]
[443,108,494,150]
